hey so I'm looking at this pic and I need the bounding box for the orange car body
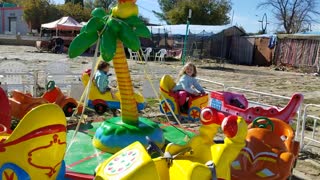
[42,87,83,117]
[231,118,299,180]
[9,87,82,120]
[10,91,48,120]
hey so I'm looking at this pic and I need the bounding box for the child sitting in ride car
[95,61,112,94]
[173,62,205,113]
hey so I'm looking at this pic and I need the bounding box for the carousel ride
[0,1,303,180]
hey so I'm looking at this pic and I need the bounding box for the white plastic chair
[128,48,138,61]
[143,47,152,61]
[155,49,167,62]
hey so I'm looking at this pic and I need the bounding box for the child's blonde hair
[178,62,197,79]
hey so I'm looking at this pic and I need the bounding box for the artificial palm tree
[68,0,164,153]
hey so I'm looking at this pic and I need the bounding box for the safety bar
[300,104,320,150]
[196,78,225,90]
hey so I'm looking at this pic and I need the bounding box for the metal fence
[300,104,320,150]
[147,31,232,60]
[0,72,37,96]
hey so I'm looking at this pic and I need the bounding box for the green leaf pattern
[68,7,151,61]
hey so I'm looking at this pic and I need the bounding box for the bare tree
[258,0,320,34]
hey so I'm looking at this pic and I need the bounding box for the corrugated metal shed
[231,36,255,65]
[275,35,320,67]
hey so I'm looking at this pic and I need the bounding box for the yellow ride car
[82,69,146,115]
[159,75,209,121]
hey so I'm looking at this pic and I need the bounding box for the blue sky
[54,0,320,33]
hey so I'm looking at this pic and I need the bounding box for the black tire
[63,102,77,117]
[94,103,107,115]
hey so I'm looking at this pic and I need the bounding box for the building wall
[0,7,29,35]
[275,38,320,67]
[231,36,254,65]
[253,37,274,66]
[210,27,246,61]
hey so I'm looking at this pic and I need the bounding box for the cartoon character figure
[231,117,300,180]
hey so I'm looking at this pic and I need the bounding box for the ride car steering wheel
[46,80,56,91]
[252,117,274,131]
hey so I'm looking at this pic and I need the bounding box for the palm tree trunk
[113,40,139,125]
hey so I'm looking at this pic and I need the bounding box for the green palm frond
[123,16,145,26]
[123,16,151,38]
[101,27,117,62]
[69,8,152,61]
[91,7,107,19]
[118,21,141,51]
[133,25,151,38]
[80,25,86,33]
[86,17,105,34]
[68,32,99,58]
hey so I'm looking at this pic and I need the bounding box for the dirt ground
[0,45,319,179]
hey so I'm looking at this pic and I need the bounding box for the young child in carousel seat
[173,62,205,113]
[95,61,113,95]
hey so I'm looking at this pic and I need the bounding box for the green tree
[156,0,231,25]
[0,0,60,30]
[57,2,91,22]
[154,0,178,22]
[65,0,83,6]
[1,0,19,3]
[93,0,114,9]
[84,0,94,9]
[21,0,60,30]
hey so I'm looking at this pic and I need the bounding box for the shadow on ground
[299,150,320,161]
[199,66,275,76]
[291,175,304,180]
